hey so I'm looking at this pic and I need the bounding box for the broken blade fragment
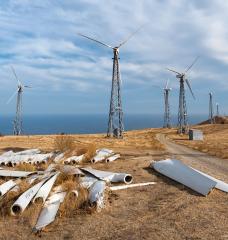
[151,159,217,196]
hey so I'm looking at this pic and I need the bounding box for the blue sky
[0,0,228,116]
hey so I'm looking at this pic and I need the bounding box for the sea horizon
[0,113,209,135]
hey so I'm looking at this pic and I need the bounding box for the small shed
[189,129,203,141]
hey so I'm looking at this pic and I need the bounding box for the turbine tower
[163,80,172,128]
[7,66,31,135]
[167,57,199,134]
[209,92,215,124]
[216,103,219,116]
[78,27,142,138]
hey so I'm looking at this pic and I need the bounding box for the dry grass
[54,172,75,186]
[84,144,97,162]
[76,147,88,156]
[59,179,88,217]
[53,135,75,152]
[15,163,37,172]
[0,129,165,156]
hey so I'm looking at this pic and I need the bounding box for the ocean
[0,114,208,135]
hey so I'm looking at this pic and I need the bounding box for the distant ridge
[199,116,228,125]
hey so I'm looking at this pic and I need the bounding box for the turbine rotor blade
[6,89,18,104]
[166,68,181,75]
[24,85,32,88]
[118,24,145,48]
[184,56,200,73]
[10,66,21,86]
[185,79,195,99]
[77,33,113,49]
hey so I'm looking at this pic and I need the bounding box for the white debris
[33,173,59,203]
[151,159,217,196]
[110,182,156,191]
[91,149,114,163]
[88,180,106,210]
[192,168,228,193]
[33,191,66,232]
[13,149,41,155]
[0,180,17,197]
[81,167,133,184]
[0,169,35,178]
[64,154,84,165]
[61,165,85,176]
[80,175,98,189]
[11,178,48,215]
[53,153,64,163]
[106,154,120,163]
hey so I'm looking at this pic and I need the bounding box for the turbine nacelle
[176,73,185,79]
[166,56,199,100]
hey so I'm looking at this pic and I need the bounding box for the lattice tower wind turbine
[167,57,199,134]
[7,66,31,135]
[78,27,142,138]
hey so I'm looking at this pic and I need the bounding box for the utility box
[189,129,203,140]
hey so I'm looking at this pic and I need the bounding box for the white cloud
[0,0,227,114]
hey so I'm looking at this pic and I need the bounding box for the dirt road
[157,133,228,182]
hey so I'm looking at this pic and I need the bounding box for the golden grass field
[0,126,227,240]
[0,128,165,154]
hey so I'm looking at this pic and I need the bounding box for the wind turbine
[78,27,142,138]
[216,102,219,116]
[7,66,31,135]
[167,57,199,134]
[209,92,215,124]
[163,79,172,128]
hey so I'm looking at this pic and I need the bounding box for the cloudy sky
[0,0,227,116]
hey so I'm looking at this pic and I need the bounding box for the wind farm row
[5,27,220,137]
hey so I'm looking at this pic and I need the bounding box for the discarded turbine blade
[33,201,61,232]
[33,173,59,204]
[184,56,200,73]
[46,191,66,205]
[11,178,47,215]
[53,153,64,163]
[111,173,133,184]
[192,168,228,193]
[185,79,195,99]
[0,180,17,197]
[0,169,35,178]
[81,167,133,184]
[14,149,41,155]
[105,154,120,163]
[151,159,217,196]
[61,165,85,177]
[91,149,114,163]
[110,182,156,191]
[88,180,106,210]
[64,154,84,165]
[77,33,113,49]
[80,174,99,189]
